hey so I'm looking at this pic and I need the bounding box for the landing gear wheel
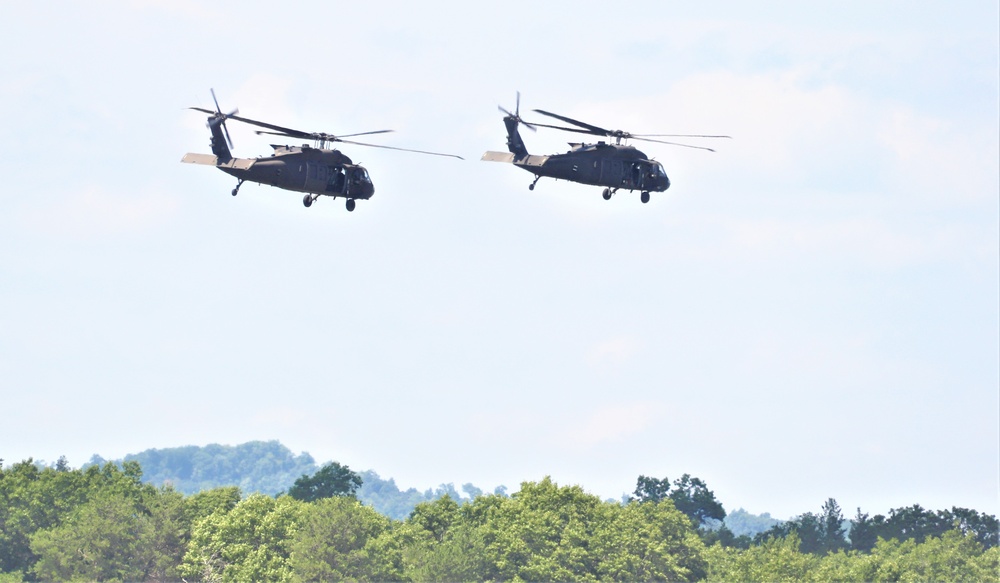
[346,199,356,212]
[602,188,612,200]
[232,179,244,197]
[303,194,313,208]
[529,183,535,191]
[641,191,650,204]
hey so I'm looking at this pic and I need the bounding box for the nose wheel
[346,199,356,212]
[303,194,316,208]
[641,191,650,204]
[602,187,617,200]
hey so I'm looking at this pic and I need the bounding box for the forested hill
[84,440,498,520]
[88,440,317,497]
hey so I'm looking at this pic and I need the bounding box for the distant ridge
[87,440,318,496]
[88,440,497,520]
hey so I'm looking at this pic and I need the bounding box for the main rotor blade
[631,136,718,151]
[191,107,401,144]
[255,130,303,139]
[524,121,600,136]
[337,129,394,139]
[633,133,732,139]
[229,115,314,139]
[337,139,463,159]
[532,109,609,135]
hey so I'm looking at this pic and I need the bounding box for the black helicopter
[182,90,462,211]
[482,94,728,203]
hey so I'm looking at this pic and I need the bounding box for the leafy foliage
[286,497,398,582]
[632,473,726,528]
[850,504,999,551]
[180,493,304,583]
[3,454,998,582]
[706,530,1000,582]
[287,462,362,502]
[755,497,848,554]
[465,477,709,582]
[357,470,494,520]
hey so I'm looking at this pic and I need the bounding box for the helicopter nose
[663,175,670,190]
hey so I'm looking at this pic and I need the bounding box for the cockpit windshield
[353,167,372,184]
[653,162,666,177]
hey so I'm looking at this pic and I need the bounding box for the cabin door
[600,159,624,185]
[303,162,328,192]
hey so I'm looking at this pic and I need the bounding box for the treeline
[1,459,997,582]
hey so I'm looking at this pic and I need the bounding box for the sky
[1,1,997,520]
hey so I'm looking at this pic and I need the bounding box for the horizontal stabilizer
[481,151,515,163]
[518,154,549,167]
[181,153,218,166]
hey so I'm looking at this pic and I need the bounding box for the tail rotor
[209,88,239,149]
[498,91,536,132]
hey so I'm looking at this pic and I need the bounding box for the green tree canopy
[287,496,398,582]
[632,473,726,528]
[287,462,362,502]
[180,493,305,583]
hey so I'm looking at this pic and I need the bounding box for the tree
[469,477,708,582]
[407,495,461,542]
[287,497,398,582]
[946,507,1000,548]
[818,498,847,553]
[399,520,487,582]
[848,508,882,552]
[632,475,671,503]
[849,504,999,552]
[28,464,187,582]
[180,493,305,583]
[668,474,727,527]
[866,531,1000,582]
[184,486,243,526]
[756,499,847,555]
[287,462,362,502]
[30,491,156,582]
[595,500,709,581]
[0,460,149,578]
[632,473,726,528]
[706,533,820,581]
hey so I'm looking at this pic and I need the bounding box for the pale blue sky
[1,1,997,519]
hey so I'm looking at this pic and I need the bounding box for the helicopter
[481,94,729,204]
[182,90,462,211]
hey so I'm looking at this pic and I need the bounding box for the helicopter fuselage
[183,144,375,201]
[516,142,670,193]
